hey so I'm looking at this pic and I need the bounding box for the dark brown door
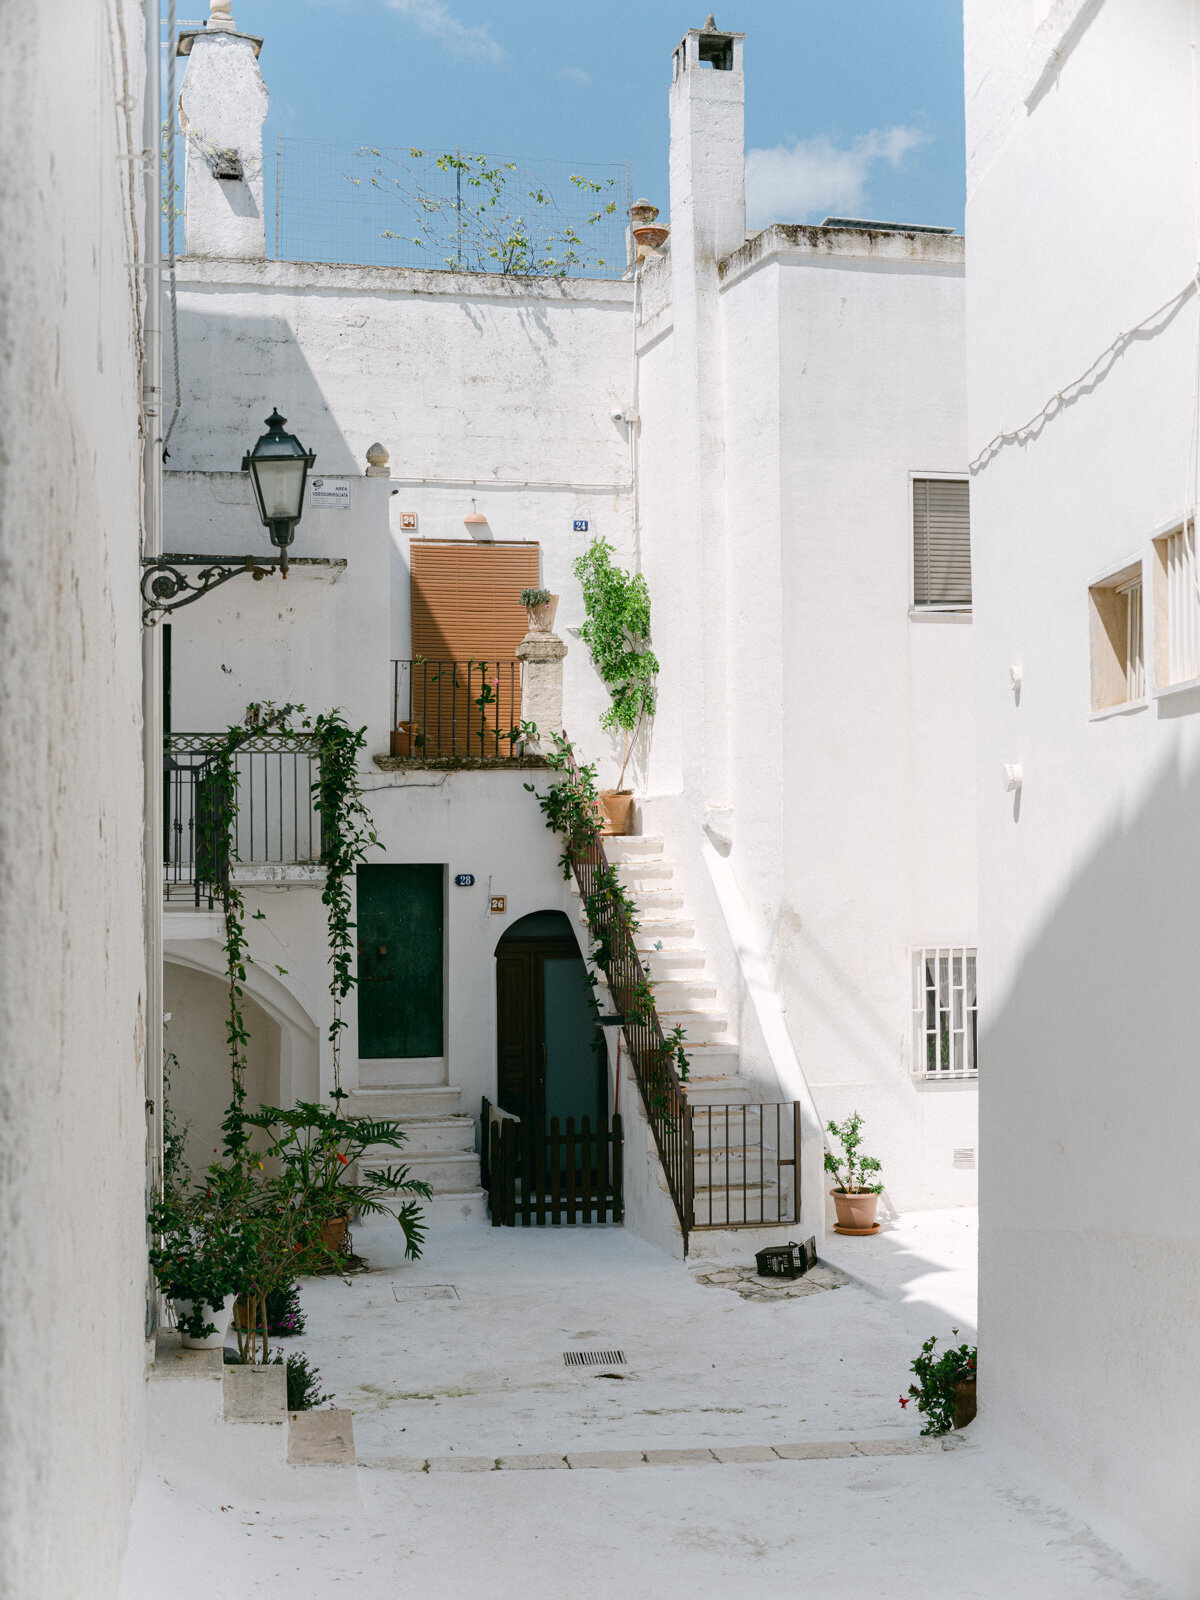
[496,944,540,1120]
[495,933,603,1123]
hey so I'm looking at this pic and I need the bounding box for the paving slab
[643,1448,717,1466]
[222,1364,286,1423]
[287,1408,356,1465]
[855,1437,927,1456]
[772,1440,859,1459]
[564,1450,646,1470]
[495,1453,568,1470]
[425,1455,496,1473]
[710,1444,778,1463]
[361,1455,428,1471]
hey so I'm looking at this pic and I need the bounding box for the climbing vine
[572,537,659,790]
[207,702,377,1128]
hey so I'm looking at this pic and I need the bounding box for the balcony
[385,658,543,768]
[164,733,324,906]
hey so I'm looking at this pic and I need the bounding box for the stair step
[604,837,664,861]
[681,1074,750,1106]
[642,949,707,978]
[428,1190,489,1224]
[629,889,685,912]
[615,862,674,885]
[657,1010,730,1045]
[362,1116,475,1156]
[633,915,694,942]
[357,1058,448,1088]
[678,1042,741,1076]
[347,1086,463,1118]
[361,1151,481,1193]
[648,978,718,1005]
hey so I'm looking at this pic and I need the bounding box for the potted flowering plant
[823,1111,884,1234]
[149,1173,255,1348]
[903,1330,978,1434]
[520,587,559,633]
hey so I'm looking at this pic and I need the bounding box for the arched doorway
[494,911,605,1125]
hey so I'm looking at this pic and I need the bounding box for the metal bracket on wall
[140,553,280,624]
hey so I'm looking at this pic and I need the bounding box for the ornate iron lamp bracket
[140,554,280,624]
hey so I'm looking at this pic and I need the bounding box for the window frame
[1087,556,1147,717]
[911,946,979,1080]
[908,471,972,616]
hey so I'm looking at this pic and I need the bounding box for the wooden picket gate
[482,1098,624,1227]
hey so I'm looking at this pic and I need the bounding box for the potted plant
[149,1181,251,1349]
[520,587,559,634]
[823,1111,884,1233]
[903,1330,978,1434]
[572,537,658,835]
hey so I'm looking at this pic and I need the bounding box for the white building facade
[965,1,1200,1591]
[160,11,976,1258]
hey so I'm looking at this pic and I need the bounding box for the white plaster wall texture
[638,224,977,1214]
[965,1,1200,1591]
[0,2,147,1594]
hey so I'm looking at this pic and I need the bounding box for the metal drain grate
[392,1284,459,1302]
[563,1349,626,1367]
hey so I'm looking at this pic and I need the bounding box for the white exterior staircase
[348,1059,486,1223]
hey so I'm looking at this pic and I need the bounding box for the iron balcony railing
[163,733,323,906]
[391,659,523,761]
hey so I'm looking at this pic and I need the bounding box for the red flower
[898,1395,910,1409]
[335,1152,349,1166]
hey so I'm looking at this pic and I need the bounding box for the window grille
[912,947,978,1077]
[1164,525,1200,683]
[912,478,971,608]
[1118,577,1144,700]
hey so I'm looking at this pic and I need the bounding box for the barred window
[912,947,978,1076]
[912,477,971,608]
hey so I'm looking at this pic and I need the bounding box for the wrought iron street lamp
[242,409,315,575]
[140,407,318,623]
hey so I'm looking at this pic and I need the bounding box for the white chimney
[177,3,268,259]
[668,17,746,268]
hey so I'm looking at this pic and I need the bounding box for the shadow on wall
[166,304,360,477]
[978,740,1200,1567]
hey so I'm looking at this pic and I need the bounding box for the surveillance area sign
[309,477,351,509]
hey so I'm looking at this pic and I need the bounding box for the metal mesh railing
[274,139,630,278]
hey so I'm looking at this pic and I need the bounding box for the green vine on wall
[572,537,659,791]
[208,702,377,1134]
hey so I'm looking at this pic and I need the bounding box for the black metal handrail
[391,659,523,760]
[163,733,322,904]
[552,743,694,1242]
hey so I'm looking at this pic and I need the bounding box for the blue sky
[197,1,965,233]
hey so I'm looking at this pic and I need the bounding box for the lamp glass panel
[252,457,305,521]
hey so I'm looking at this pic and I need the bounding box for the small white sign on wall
[309,476,351,509]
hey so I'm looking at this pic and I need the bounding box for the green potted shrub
[520,586,558,634]
[903,1330,978,1433]
[823,1111,884,1233]
[572,538,658,835]
[149,1176,254,1349]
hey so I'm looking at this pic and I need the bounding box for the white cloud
[561,65,590,86]
[385,0,504,62]
[745,125,931,229]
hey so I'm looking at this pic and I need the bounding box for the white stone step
[604,837,664,862]
[633,914,694,943]
[681,1073,750,1106]
[657,1009,730,1045]
[649,978,718,1006]
[347,1086,463,1119]
[642,948,707,979]
[615,861,674,886]
[357,1057,448,1088]
[689,1186,790,1229]
[362,1151,481,1193]
[629,889,685,912]
[363,1116,475,1156]
[427,1190,489,1224]
[678,1042,741,1079]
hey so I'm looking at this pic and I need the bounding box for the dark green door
[357,864,444,1057]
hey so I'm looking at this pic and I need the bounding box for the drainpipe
[142,0,165,1253]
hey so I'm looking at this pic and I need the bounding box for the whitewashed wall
[0,2,147,1595]
[966,1,1200,1591]
[638,222,977,1214]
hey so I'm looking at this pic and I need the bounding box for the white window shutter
[913,479,971,607]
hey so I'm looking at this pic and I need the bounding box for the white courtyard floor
[120,1210,1163,1599]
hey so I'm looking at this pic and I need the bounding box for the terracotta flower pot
[526,594,560,633]
[599,790,634,836]
[830,1187,880,1232]
[390,723,414,758]
[953,1376,977,1429]
[320,1216,349,1254]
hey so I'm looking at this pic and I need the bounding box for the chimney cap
[703,12,718,27]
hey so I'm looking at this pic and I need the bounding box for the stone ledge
[223,1364,287,1423]
[373,755,550,772]
[288,1408,356,1466]
[361,1435,968,1472]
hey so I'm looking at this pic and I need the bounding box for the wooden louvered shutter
[408,541,540,755]
[913,479,971,607]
